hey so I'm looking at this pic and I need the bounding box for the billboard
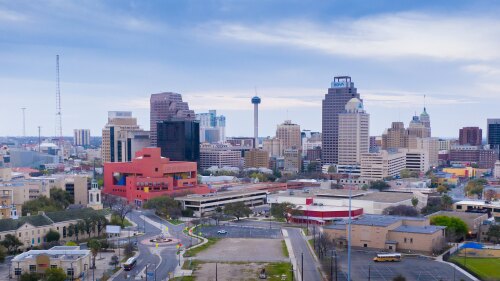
[106,225,122,234]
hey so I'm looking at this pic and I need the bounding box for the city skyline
[2,1,500,138]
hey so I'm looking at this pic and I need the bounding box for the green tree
[400,169,419,178]
[0,234,23,253]
[270,202,296,222]
[382,205,419,217]
[113,198,134,226]
[21,196,61,216]
[411,197,419,208]
[20,273,40,281]
[49,187,73,208]
[109,255,120,268]
[143,195,181,219]
[441,194,453,210]
[0,245,6,263]
[124,242,135,257]
[45,230,60,243]
[44,267,67,281]
[224,202,252,221]
[88,239,101,269]
[369,180,390,191]
[67,224,75,238]
[485,189,497,202]
[487,225,500,243]
[430,215,468,242]
[65,241,78,246]
[464,179,485,199]
[436,185,448,194]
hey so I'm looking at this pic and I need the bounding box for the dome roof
[251,96,261,104]
[345,98,363,112]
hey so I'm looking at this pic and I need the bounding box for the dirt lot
[194,262,292,281]
[195,238,287,262]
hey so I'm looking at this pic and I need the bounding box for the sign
[147,272,154,277]
[106,225,122,234]
[156,243,159,248]
[332,81,348,88]
[165,226,169,231]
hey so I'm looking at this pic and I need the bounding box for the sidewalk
[282,228,301,281]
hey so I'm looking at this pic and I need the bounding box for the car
[217,230,228,234]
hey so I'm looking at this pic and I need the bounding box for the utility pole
[335,250,338,281]
[347,168,353,281]
[368,265,371,281]
[145,264,148,281]
[330,250,333,281]
[215,262,218,281]
[301,252,304,281]
[55,55,64,162]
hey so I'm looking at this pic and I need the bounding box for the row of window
[15,266,74,276]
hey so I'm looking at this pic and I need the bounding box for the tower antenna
[56,55,63,162]
[21,107,26,137]
[424,94,426,109]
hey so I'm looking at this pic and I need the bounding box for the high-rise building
[360,150,406,180]
[338,98,369,167]
[459,127,482,146]
[244,149,269,169]
[283,148,302,173]
[150,92,195,147]
[263,137,283,157]
[102,111,145,163]
[487,119,500,154]
[322,76,360,165]
[276,120,301,153]
[382,122,408,149]
[157,120,200,162]
[408,113,431,138]
[73,129,90,147]
[199,143,242,170]
[408,137,439,168]
[196,110,226,143]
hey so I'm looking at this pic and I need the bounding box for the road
[113,210,199,281]
[286,227,323,281]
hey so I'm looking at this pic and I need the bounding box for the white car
[217,230,228,235]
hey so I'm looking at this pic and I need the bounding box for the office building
[157,120,200,162]
[449,145,498,169]
[382,122,408,149]
[103,148,209,206]
[226,137,254,148]
[306,146,322,161]
[276,120,301,154]
[263,137,283,157]
[322,76,361,165]
[488,119,500,158]
[244,149,269,169]
[409,137,439,167]
[338,98,369,170]
[438,139,452,151]
[459,127,482,146]
[196,110,226,143]
[408,109,431,138]
[324,214,445,254]
[404,149,429,173]
[73,129,90,147]
[283,148,302,173]
[495,161,500,179]
[101,111,144,163]
[11,246,91,279]
[360,150,406,180]
[150,92,195,146]
[199,144,242,170]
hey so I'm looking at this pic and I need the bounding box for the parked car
[217,229,228,234]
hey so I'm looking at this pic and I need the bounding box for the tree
[0,234,23,253]
[485,189,497,202]
[393,275,406,281]
[487,225,500,243]
[0,245,6,263]
[114,198,133,227]
[109,255,120,267]
[67,224,75,238]
[143,195,182,219]
[369,180,390,191]
[94,214,108,237]
[88,239,101,269]
[270,202,296,222]
[382,205,419,217]
[464,179,485,199]
[65,241,78,246]
[45,230,60,243]
[102,194,119,209]
[124,242,135,257]
[400,169,419,178]
[436,185,448,194]
[49,187,73,209]
[21,196,61,216]
[223,202,252,221]
[441,194,453,210]
[430,215,468,242]
[411,197,419,208]
[44,268,67,281]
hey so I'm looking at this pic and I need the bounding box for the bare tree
[102,194,119,209]
[114,198,133,227]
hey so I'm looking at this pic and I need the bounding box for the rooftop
[12,246,90,262]
[0,214,52,232]
[351,214,425,227]
[176,189,268,202]
[391,225,445,234]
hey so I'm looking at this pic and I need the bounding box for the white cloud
[363,90,477,108]
[0,9,28,22]
[203,12,500,61]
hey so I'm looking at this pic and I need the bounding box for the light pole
[347,166,353,281]
[301,252,304,281]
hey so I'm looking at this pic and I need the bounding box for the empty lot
[195,238,288,262]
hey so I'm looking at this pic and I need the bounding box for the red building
[103,147,210,206]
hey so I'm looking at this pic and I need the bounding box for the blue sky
[1,0,500,138]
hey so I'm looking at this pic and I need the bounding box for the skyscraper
[276,120,301,154]
[459,127,482,146]
[487,119,500,153]
[196,110,226,143]
[322,76,360,165]
[157,120,200,162]
[338,98,369,168]
[102,111,146,163]
[73,129,90,147]
[150,92,195,146]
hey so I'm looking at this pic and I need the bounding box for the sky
[1,0,500,139]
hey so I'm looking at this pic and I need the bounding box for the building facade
[338,98,369,169]
[73,129,90,147]
[150,92,195,147]
[101,111,144,163]
[196,110,226,143]
[283,148,302,173]
[103,148,209,206]
[276,120,301,154]
[244,149,269,169]
[263,137,283,157]
[459,127,482,146]
[360,150,406,180]
[157,120,200,162]
[199,144,242,170]
[322,76,361,165]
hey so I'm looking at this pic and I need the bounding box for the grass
[184,238,219,257]
[308,238,314,248]
[450,256,500,280]
[170,277,195,281]
[110,214,133,227]
[167,219,184,225]
[281,240,289,258]
[265,262,293,281]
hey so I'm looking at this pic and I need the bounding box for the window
[404,238,407,243]
[67,268,74,277]
[14,268,21,276]
[456,205,462,210]
[363,244,367,248]
[410,238,413,244]
[18,233,21,237]
[29,265,36,272]
[51,265,57,269]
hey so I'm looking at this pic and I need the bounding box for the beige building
[360,150,406,180]
[409,137,439,168]
[244,149,269,169]
[11,246,91,279]
[382,122,408,149]
[276,120,301,154]
[101,111,145,163]
[338,98,369,168]
[283,148,302,173]
[0,189,16,219]
[324,214,446,254]
[0,208,111,251]
[0,167,12,182]
[263,137,283,157]
[404,149,429,173]
[199,144,242,170]
[494,160,500,179]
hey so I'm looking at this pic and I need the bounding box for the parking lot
[195,238,287,262]
[329,251,473,281]
[198,225,282,239]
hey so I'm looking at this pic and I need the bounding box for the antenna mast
[56,55,63,162]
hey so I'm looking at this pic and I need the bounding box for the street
[286,227,323,281]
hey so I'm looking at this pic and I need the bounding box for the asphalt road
[198,225,281,239]
[286,227,323,281]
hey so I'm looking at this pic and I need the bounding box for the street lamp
[347,166,353,281]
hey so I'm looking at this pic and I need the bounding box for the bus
[123,257,137,271]
[373,253,402,262]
